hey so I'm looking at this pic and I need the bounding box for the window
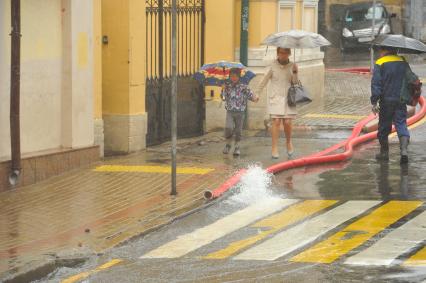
[278,1,296,31]
[345,6,385,22]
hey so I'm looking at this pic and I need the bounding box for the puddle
[379,267,426,282]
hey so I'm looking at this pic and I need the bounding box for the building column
[93,0,104,156]
[61,0,95,149]
[102,0,147,155]
[204,0,236,132]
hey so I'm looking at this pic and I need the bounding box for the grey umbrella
[372,34,426,54]
[262,30,330,106]
[261,30,331,61]
[262,30,331,49]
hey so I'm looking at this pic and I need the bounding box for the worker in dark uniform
[371,46,410,164]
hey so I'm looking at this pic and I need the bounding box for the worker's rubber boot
[375,139,389,162]
[399,136,409,164]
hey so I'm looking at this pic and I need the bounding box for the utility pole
[412,0,423,40]
[240,0,249,66]
[240,0,249,127]
[370,0,376,73]
[171,0,178,195]
[10,0,21,186]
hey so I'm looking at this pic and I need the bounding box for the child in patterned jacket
[221,68,259,156]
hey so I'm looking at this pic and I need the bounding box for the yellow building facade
[99,0,325,142]
[101,0,147,154]
[0,0,102,191]
[205,0,325,131]
[0,0,324,189]
[100,0,324,149]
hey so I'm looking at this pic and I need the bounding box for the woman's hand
[292,63,298,74]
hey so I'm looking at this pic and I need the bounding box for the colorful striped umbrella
[194,61,256,86]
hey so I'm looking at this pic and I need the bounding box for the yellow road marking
[304,114,367,120]
[405,246,426,266]
[61,259,123,283]
[204,200,337,259]
[390,116,426,138]
[290,201,423,264]
[94,165,214,175]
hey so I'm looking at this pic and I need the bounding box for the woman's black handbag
[287,81,312,107]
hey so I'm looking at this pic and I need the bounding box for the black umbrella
[371,34,426,54]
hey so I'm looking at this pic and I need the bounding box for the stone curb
[2,257,88,283]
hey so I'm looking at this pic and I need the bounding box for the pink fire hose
[327,67,371,75]
[204,96,426,200]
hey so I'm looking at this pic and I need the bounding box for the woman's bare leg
[284,118,293,153]
[271,118,281,157]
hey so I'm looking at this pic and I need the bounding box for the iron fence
[146,0,205,80]
[146,0,205,146]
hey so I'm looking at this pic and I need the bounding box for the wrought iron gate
[146,0,205,146]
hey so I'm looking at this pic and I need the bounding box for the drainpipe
[240,0,249,66]
[171,0,177,195]
[9,0,21,186]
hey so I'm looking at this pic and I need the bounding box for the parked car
[340,2,395,52]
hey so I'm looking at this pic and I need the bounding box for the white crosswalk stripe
[233,201,380,261]
[139,198,426,266]
[140,198,298,259]
[345,211,426,266]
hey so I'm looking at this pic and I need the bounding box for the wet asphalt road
[40,119,426,283]
[37,51,426,283]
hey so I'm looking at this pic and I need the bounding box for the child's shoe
[233,145,240,156]
[223,144,231,154]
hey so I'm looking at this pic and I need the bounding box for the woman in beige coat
[256,47,298,159]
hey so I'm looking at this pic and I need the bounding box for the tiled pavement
[295,71,372,129]
[0,151,232,280]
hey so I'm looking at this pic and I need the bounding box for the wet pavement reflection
[377,161,410,201]
[44,123,426,282]
[274,129,426,201]
[274,157,425,201]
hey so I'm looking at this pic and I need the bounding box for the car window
[365,6,385,20]
[345,6,385,22]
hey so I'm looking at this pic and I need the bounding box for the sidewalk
[0,147,233,281]
[294,71,372,129]
[0,71,376,281]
